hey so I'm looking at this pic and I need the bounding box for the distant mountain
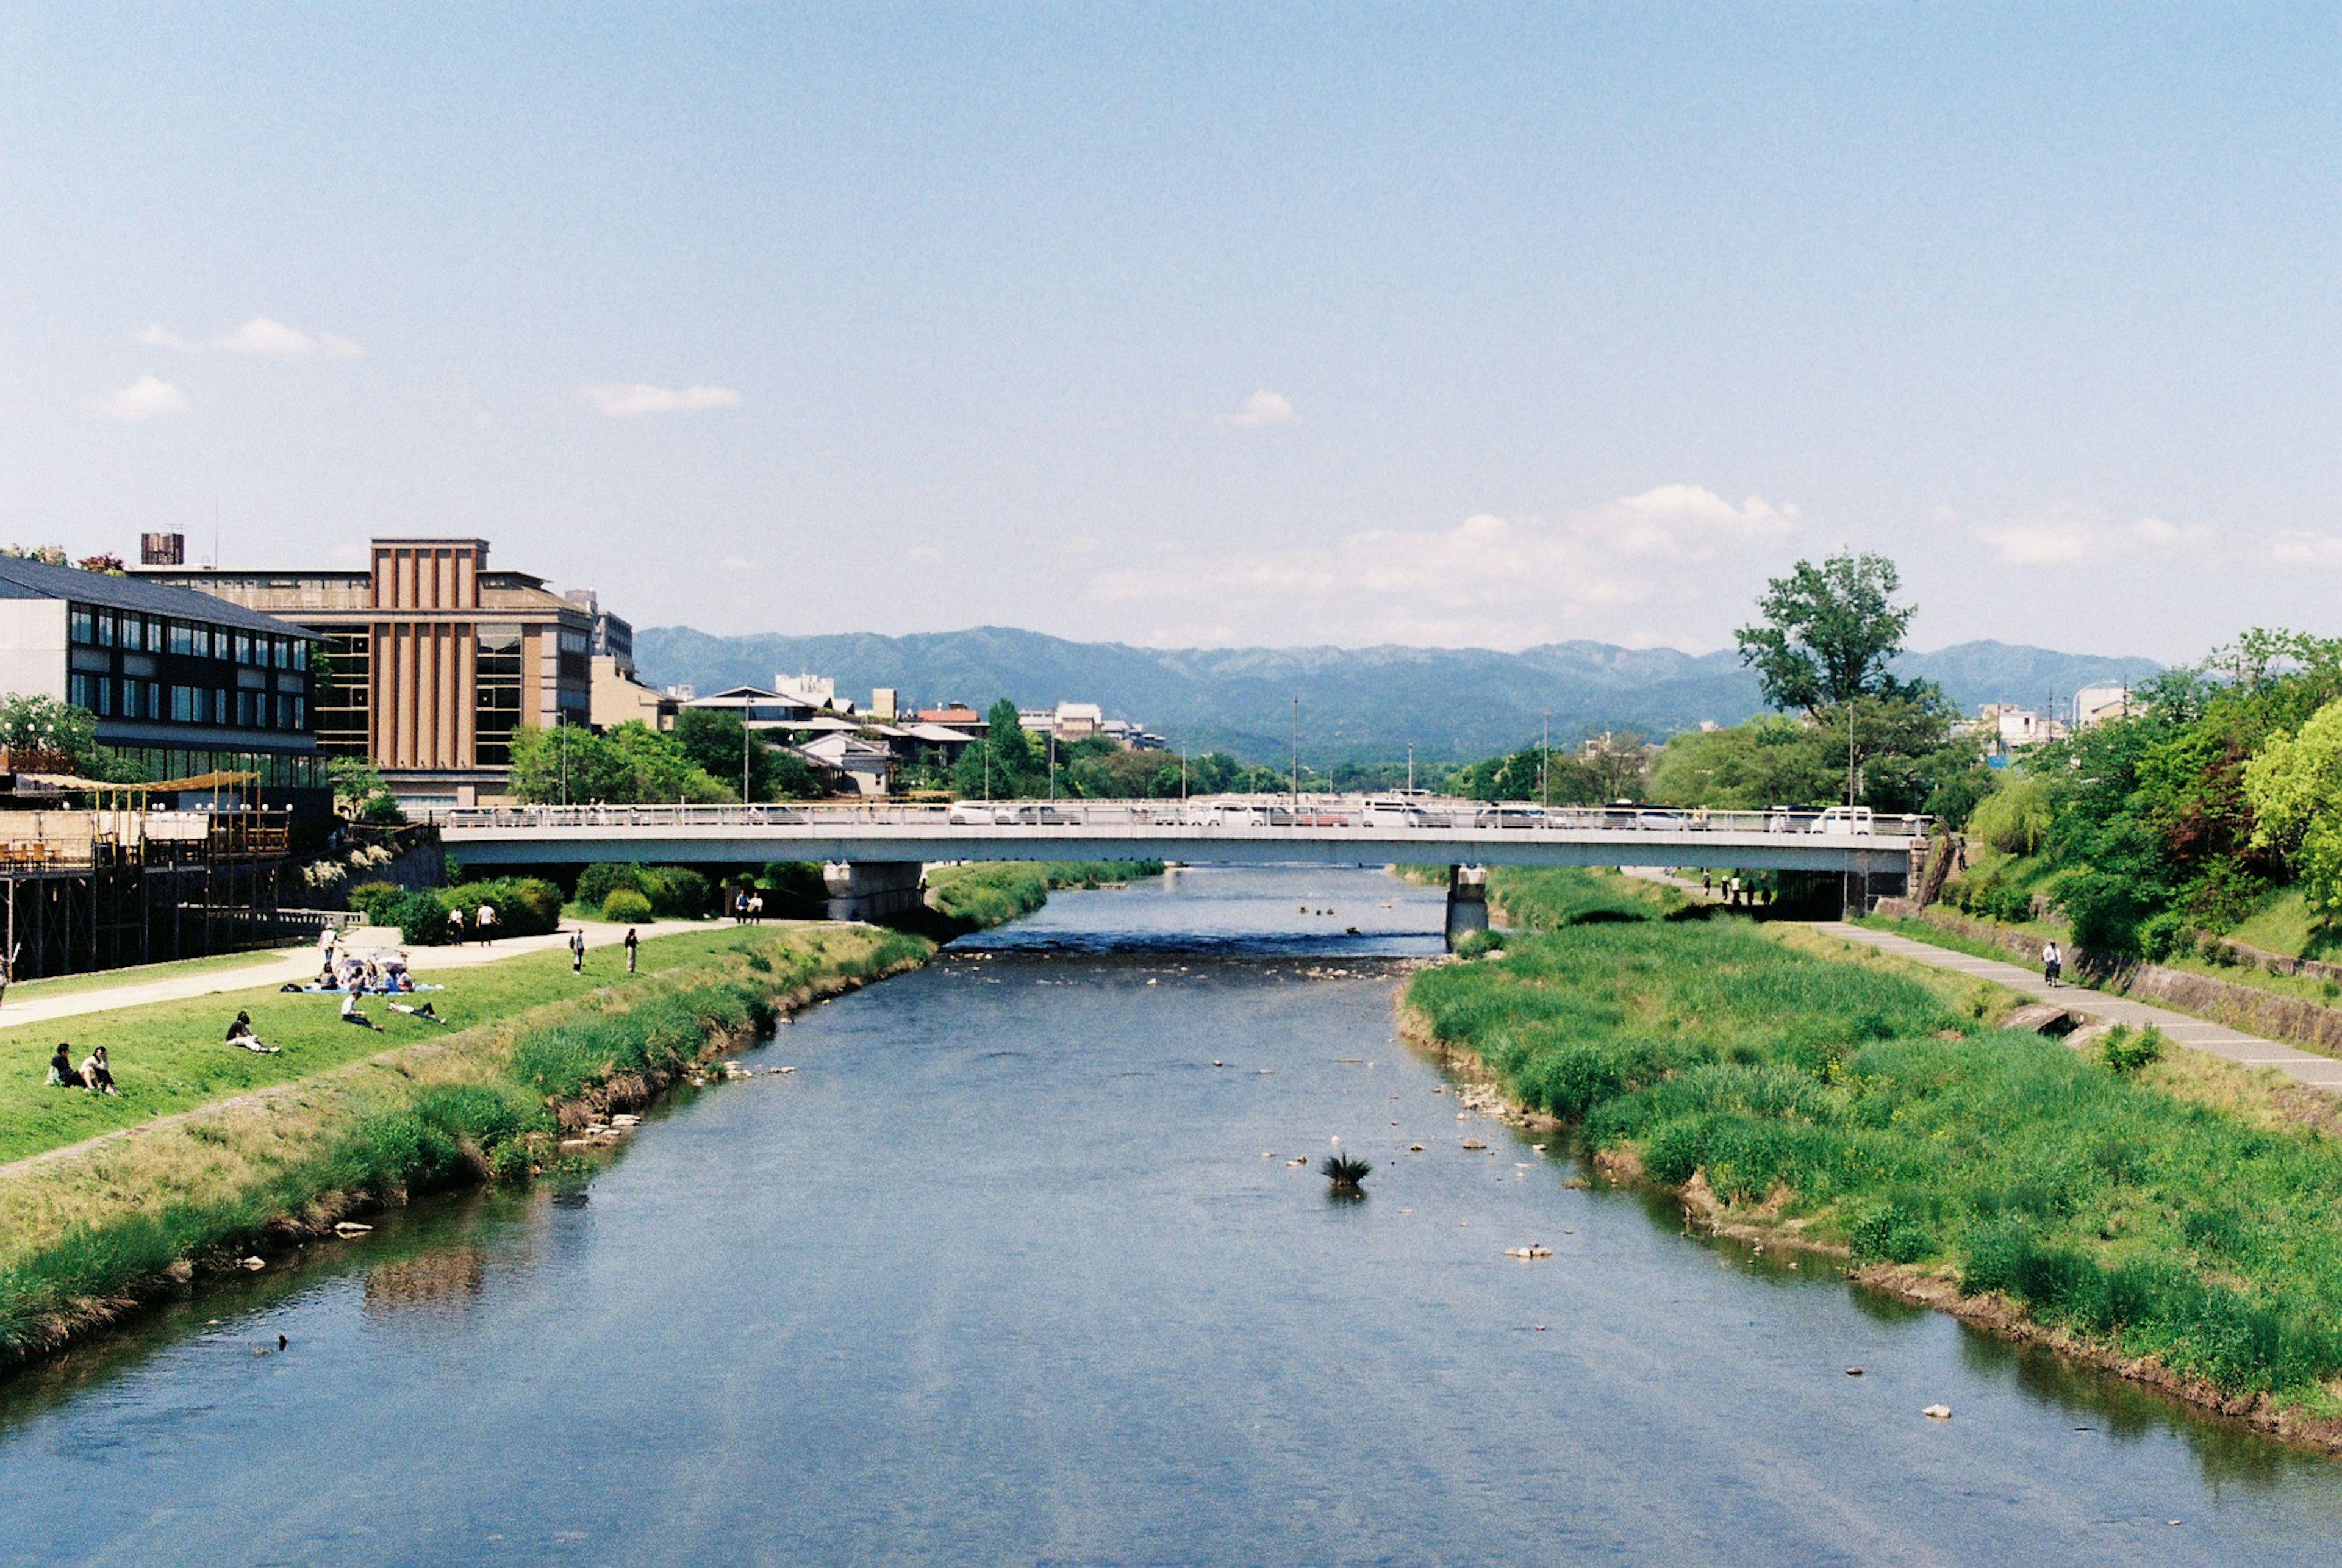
[632,625,2161,765]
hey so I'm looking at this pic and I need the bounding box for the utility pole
[741,707,752,804]
[559,715,570,807]
[1406,742,1414,793]
[1048,731,1056,801]
[1291,696,1300,809]
[1541,712,1550,809]
[1181,745,1188,803]
[1847,698,1858,807]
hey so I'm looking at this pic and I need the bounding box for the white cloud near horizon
[579,382,742,418]
[1216,388,1297,428]
[2271,530,2342,567]
[1086,484,1800,650]
[135,316,362,360]
[1965,503,2214,567]
[93,374,189,421]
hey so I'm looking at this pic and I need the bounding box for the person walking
[320,923,338,967]
[2043,940,2063,989]
[748,892,764,924]
[447,904,465,943]
[569,928,586,974]
[475,901,496,946]
[623,926,639,974]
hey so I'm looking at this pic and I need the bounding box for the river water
[5,867,2342,1566]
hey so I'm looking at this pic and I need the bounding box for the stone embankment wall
[1873,898,2342,1054]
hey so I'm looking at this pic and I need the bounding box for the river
[4,867,2341,1565]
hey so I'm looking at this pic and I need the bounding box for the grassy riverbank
[0,923,929,1367]
[923,860,1166,928]
[1405,890,2342,1429]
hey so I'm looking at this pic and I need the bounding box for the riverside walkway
[0,918,712,1036]
[1819,922,2342,1094]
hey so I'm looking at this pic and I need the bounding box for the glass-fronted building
[0,556,322,787]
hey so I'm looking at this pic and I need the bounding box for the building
[682,684,825,730]
[2074,684,2133,728]
[590,655,678,732]
[1961,703,2068,764]
[0,555,322,789]
[137,537,595,807]
[562,588,634,665]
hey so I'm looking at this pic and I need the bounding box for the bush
[385,889,454,945]
[2137,909,2191,962]
[348,881,407,925]
[443,878,564,938]
[1452,929,1506,960]
[576,864,712,920]
[602,888,654,923]
[2100,1023,2166,1076]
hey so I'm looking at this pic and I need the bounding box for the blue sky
[3,6,2338,659]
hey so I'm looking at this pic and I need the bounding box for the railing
[435,799,1933,840]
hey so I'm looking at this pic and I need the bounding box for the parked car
[1810,806,1876,836]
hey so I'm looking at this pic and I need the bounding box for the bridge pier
[822,861,926,923]
[1444,864,1489,951]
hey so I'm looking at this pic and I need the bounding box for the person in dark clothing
[82,1046,115,1094]
[623,927,639,974]
[570,928,586,973]
[227,1010,281,1054]
[47,1043,81,1088]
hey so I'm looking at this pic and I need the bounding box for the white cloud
[93,375,190,421]
[1216,388,1297,428]
[579,382,742,418]
[134,315,363,360]
[1084,484,1800,650]
[1967,503,2213,567]
[2271,531,2342,567]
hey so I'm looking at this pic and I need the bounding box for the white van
[1810,806,1876,836]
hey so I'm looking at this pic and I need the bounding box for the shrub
[444,878,564,938]
[641,867,712,918]
[1452,929,1506,960]
[2138,909,2191,962]
[2100,1023,2166,1076]
[386,889,454,945]
[602,888,654,923]
[348,881,404,923]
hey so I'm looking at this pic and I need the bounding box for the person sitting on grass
[226,1010,281,1054]
[339,991,380,1029]
[81,1045,115,1095]
[46,1042,81,1088]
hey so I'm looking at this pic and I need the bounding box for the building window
[171,686,198,722]
[68,672,95,711]
[69,606,96,645]
[292,639,308,671]
[313,630,369,756]
[167,620,193,656]
[475,623,524,767]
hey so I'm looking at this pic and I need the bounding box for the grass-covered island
[1405,867,2342,1445]
[924,860,1165,929]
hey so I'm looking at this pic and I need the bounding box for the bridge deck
[438,803,1925,873]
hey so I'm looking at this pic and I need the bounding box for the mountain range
[633,625,2161,765]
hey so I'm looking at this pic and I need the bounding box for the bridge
[437,800,1928,940]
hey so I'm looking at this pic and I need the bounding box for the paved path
[0,918,731,1036]
[1818,922,2342,1093]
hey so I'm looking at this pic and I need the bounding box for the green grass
[0,929,784,1167]
[2230,889,2342,965]
[923,861,1162,929]
[1853,912,2041,970]
[1408,918,2342,1406]
[1489,866,1684,928]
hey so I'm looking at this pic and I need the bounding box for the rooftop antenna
[211,499,221,571]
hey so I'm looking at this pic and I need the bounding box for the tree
[2244,698,2342,914]
[949,699,1047,798]
[505,723,730,804]
[0,692,95,759]
[328,756,407,824]
[1735,552,1918,716]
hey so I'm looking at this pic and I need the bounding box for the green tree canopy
[2244,698,2342,913]
[1735,552,1919,715]
[506,722,732,805]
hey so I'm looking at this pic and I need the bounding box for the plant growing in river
[1319,1150,1373,1192]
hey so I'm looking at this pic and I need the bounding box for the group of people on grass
[46,1041,113,1093]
